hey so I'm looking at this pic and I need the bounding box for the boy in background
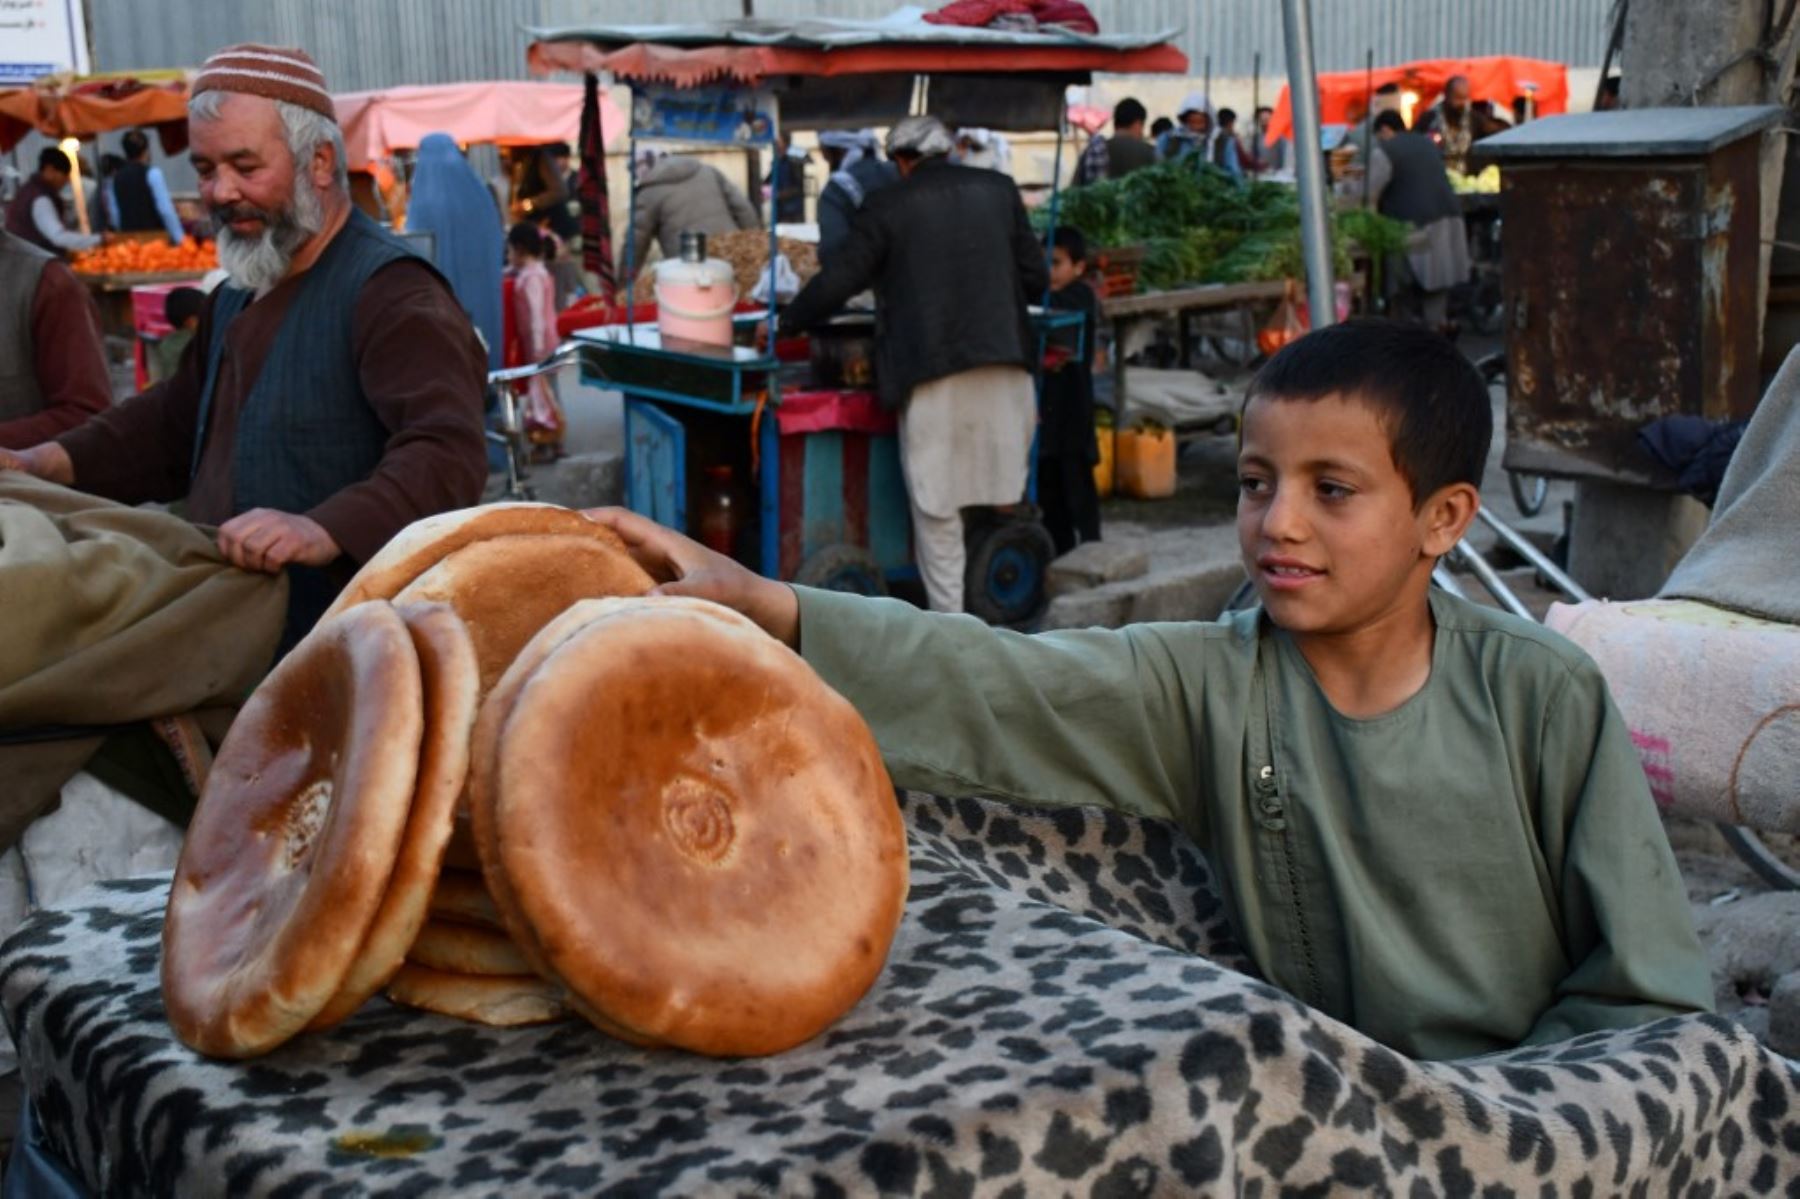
[587,319,1712,1061]
[1039,226,1102,554]
[150,287,204,384]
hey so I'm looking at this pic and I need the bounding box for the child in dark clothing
[151,287,205,384]
[1039,226,1102,555]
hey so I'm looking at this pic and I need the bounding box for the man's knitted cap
[192,44,336,122]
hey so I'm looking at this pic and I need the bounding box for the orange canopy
[1264,56,1568,143]
[0,74,190,152]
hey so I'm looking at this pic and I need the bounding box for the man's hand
[582,506,801,647]
[0,442,75,486]
[216,509,342,574]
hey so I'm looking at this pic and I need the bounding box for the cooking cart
[527,16,1185,624]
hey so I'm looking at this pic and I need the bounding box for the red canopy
[333,81,625,170]
[1264,56,1569,143]
[527,39,1186,86]
[0,74,190,152]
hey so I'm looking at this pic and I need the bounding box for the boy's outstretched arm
[585,508,1199,823]
[1522,665,1715,1045]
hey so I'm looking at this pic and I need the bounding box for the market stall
[333,80,623,170]
[1262,55,1571,144]
[529,15,1185,624]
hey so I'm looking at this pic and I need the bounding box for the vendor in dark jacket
[778,115,1050,614]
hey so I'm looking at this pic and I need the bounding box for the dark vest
[1376,132,1462,226]
[5,176,64,253]
[196,208,437,646]
[0,233,54,425]
[112,161,161,231]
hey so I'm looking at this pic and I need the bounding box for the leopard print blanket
[2,794,1796,1197]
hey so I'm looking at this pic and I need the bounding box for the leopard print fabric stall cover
[2,794,1797,1196]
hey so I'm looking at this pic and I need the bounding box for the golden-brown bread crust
[322,504,646,621]
[385,964,569,1027]
[161,603,424,1058]
[427,868,504,930]
[491,597,908,1057]
[309,603,480,1030]
[405,920,535,976]
[392,533,653,695]
[465,602,626,986]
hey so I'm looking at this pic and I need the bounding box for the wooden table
[1099,281,1289,421]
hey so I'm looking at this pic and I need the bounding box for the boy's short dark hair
[1218,107,1238,126]
[1374,110,1408,134]
[164,286,205,328]
[1254,105,1273,118]
[39,147,71,175]
[1113,98,1147,129]
[1048,225,1088,268]
[1150,117,1174,138]
[1245,318,1492,504]
[122,128,150,159]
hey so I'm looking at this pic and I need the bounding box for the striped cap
[191,44,335,122]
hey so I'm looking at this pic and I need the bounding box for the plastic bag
[751,253,801,304]
[1257,279,1308,357]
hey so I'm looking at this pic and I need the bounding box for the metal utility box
[1476,106,1782,486]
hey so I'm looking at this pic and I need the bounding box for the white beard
[214,183,325,293]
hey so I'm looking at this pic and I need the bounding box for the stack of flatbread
[161,504,907,1060]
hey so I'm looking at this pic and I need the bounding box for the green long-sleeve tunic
[794,586,1713,1061]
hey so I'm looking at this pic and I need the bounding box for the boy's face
[1236,393,1467,636]
[1050,246,1083,291]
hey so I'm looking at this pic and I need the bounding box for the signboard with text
[631,83,778,147]
[0,0,90,85]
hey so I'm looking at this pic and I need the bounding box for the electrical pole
[1280,0,1336,328]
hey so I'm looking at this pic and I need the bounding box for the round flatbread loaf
[393,533,654,694]
[465,597,766,1005]
[491,596,908,1057]
[386,964,568,1027]
[428,868,503,930]
[310,603,480,1030]
[407,919,535,976]
[162,603,423,1058]
[323,503,646,621]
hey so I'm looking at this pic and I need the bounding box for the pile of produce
[1450,164,1502,194]
[1047,160,1409,293]
[71,238,216,277]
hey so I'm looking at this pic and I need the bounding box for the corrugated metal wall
[88,0,1612,87]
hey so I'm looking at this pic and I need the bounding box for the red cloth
[922,0,1098,34]
[577,72,617,300]
[775,390,897,438]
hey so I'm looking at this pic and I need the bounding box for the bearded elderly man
[0,45,488,649]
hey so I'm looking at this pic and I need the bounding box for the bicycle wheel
[1509,470,1548,518]
[1718,825,1800,891]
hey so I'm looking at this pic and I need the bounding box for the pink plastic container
[654,257,737,347]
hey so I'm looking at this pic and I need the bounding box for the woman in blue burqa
[406,133,505,373]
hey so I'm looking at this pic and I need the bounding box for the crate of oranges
[71,238,218,281]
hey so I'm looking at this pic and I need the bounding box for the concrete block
[1771,970,1800,1058]
[1047,541,1150,597]
[1041,588,1131,630]
[1124,562,1246,625]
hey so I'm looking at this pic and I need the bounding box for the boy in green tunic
[589,319,1712,1061]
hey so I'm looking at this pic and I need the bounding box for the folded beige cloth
[0,475,286,848]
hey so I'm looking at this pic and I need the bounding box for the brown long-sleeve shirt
[0,261,111,449]
[58,259,488,565]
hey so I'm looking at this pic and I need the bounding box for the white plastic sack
[1547,598,1800,833]
[751,253,801,305]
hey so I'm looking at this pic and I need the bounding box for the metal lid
[679,230,707,262]
[1474,106,1784,162]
